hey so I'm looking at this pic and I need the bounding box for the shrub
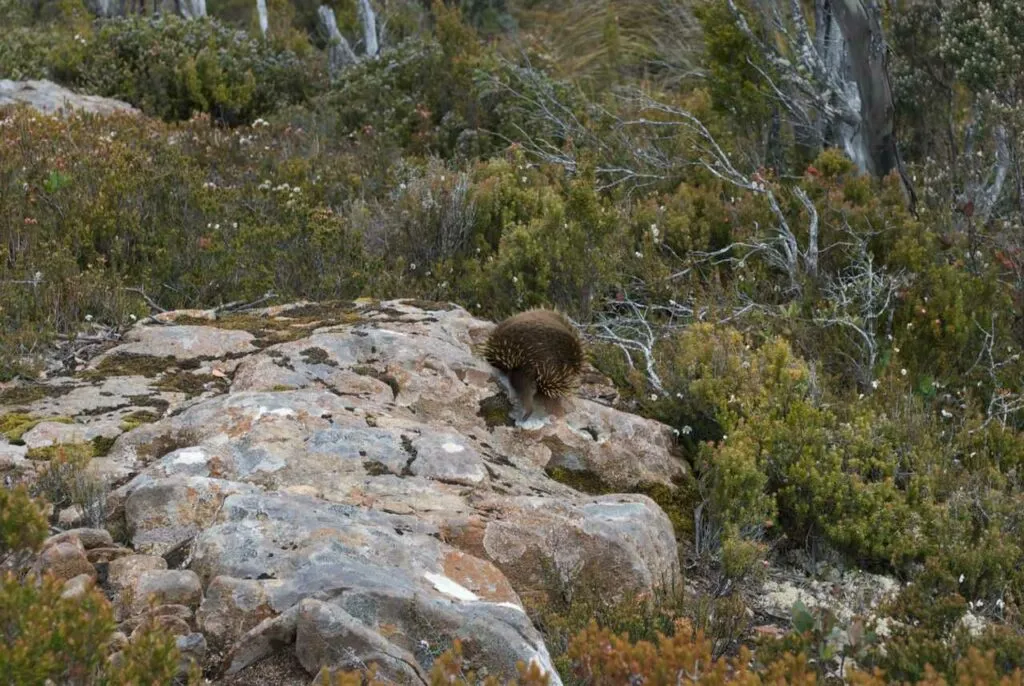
[0,485,48,555]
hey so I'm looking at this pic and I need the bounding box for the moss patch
[0,383,75,406]
[119,410,162,432]
[545,465,697,541]
[178,302,364,349]
[90,435,117,457]
[154,370,228,398]
[25,442,98,461]
[300,347,337,367]
[0,414,75,444]
[476,394,515,428]
[84,353,179,379]
[544,465,613,495]
[395,299,457,311]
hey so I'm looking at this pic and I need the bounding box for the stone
[46,527,114,550]
[89,324,257,364]
[58,505,85,529]
[176,633,208,678]
[22,419,122,451]
[294,599,427,684]
[33,538,95,581]
[131,569,203,613]
[0,79,138,116]
[131,614,192,640]
[120,604,194,635]
[197,576,279,649]
[107,554,167,591]
[30,299,692,683]
[87,546,133,564]
[61,573,96,600]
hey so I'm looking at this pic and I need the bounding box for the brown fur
[481,308,584,419]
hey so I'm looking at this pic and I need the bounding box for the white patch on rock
[441,442,465,454]
[488,601,525,613]
[172,447,208,465]
[424,571,479,602]
[270,408,295,418]
[374,329,407,337]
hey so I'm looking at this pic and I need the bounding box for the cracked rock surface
[1,299,688,684]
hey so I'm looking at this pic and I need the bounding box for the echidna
[481,308,584,420]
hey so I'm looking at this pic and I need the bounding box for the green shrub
[0,485,48,555]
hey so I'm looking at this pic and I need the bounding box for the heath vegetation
[3,0,1024,682]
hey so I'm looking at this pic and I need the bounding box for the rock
[176,633,208,678]
[58,505,85,529]
[107,554,167,592]
[62,573,96,600]
[22,419,122,450]
[121,604,194,635]
[117,475,261,555]
[89,324,257,364]
[408,432,488,486]
[130,569,203,613]
[131,614,192,640]
[48,299,691,682]
[87,546,134,564]
[33,538,95,581]
[476,494,680,605]
[294,598,427,684]
[198,576,279,649]
[46,527,114,550]
[0,79,138,116]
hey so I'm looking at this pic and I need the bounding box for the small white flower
[520,176,527,183]
[681,425,693,435]
[410,263,417,270]
[84,314,93,322]
[959,574,965,584]
[871,380,879,389]
[129,314,137,321]
[512,276,518,283]
[901,368,908,376]
[941,409,952,418]
[634,251,643,258]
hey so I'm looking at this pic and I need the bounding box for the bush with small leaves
[0,485,48,555]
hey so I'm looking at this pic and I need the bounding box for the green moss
[177,303,363,350]
[90,435,117,457]
[0,383,74,406]
[153,370,228,398]
[544,465,613,495]
[476,394,515,428]
[85,353,179,379]
[119,410,161,432]
[270,384,297,391]
[396,299,457,311]
[636,477,698,541]
[25,442,96,461]
[0,414,75,444]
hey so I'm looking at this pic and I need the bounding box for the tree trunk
[256,0,269,36]
[830,0,896,178]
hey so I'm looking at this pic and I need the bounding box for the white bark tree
[256,0,269,36]
[725,0,916,207]
[317,1,381,79]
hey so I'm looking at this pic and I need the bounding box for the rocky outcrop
[0,300,688,684]
[0,79,138,116]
